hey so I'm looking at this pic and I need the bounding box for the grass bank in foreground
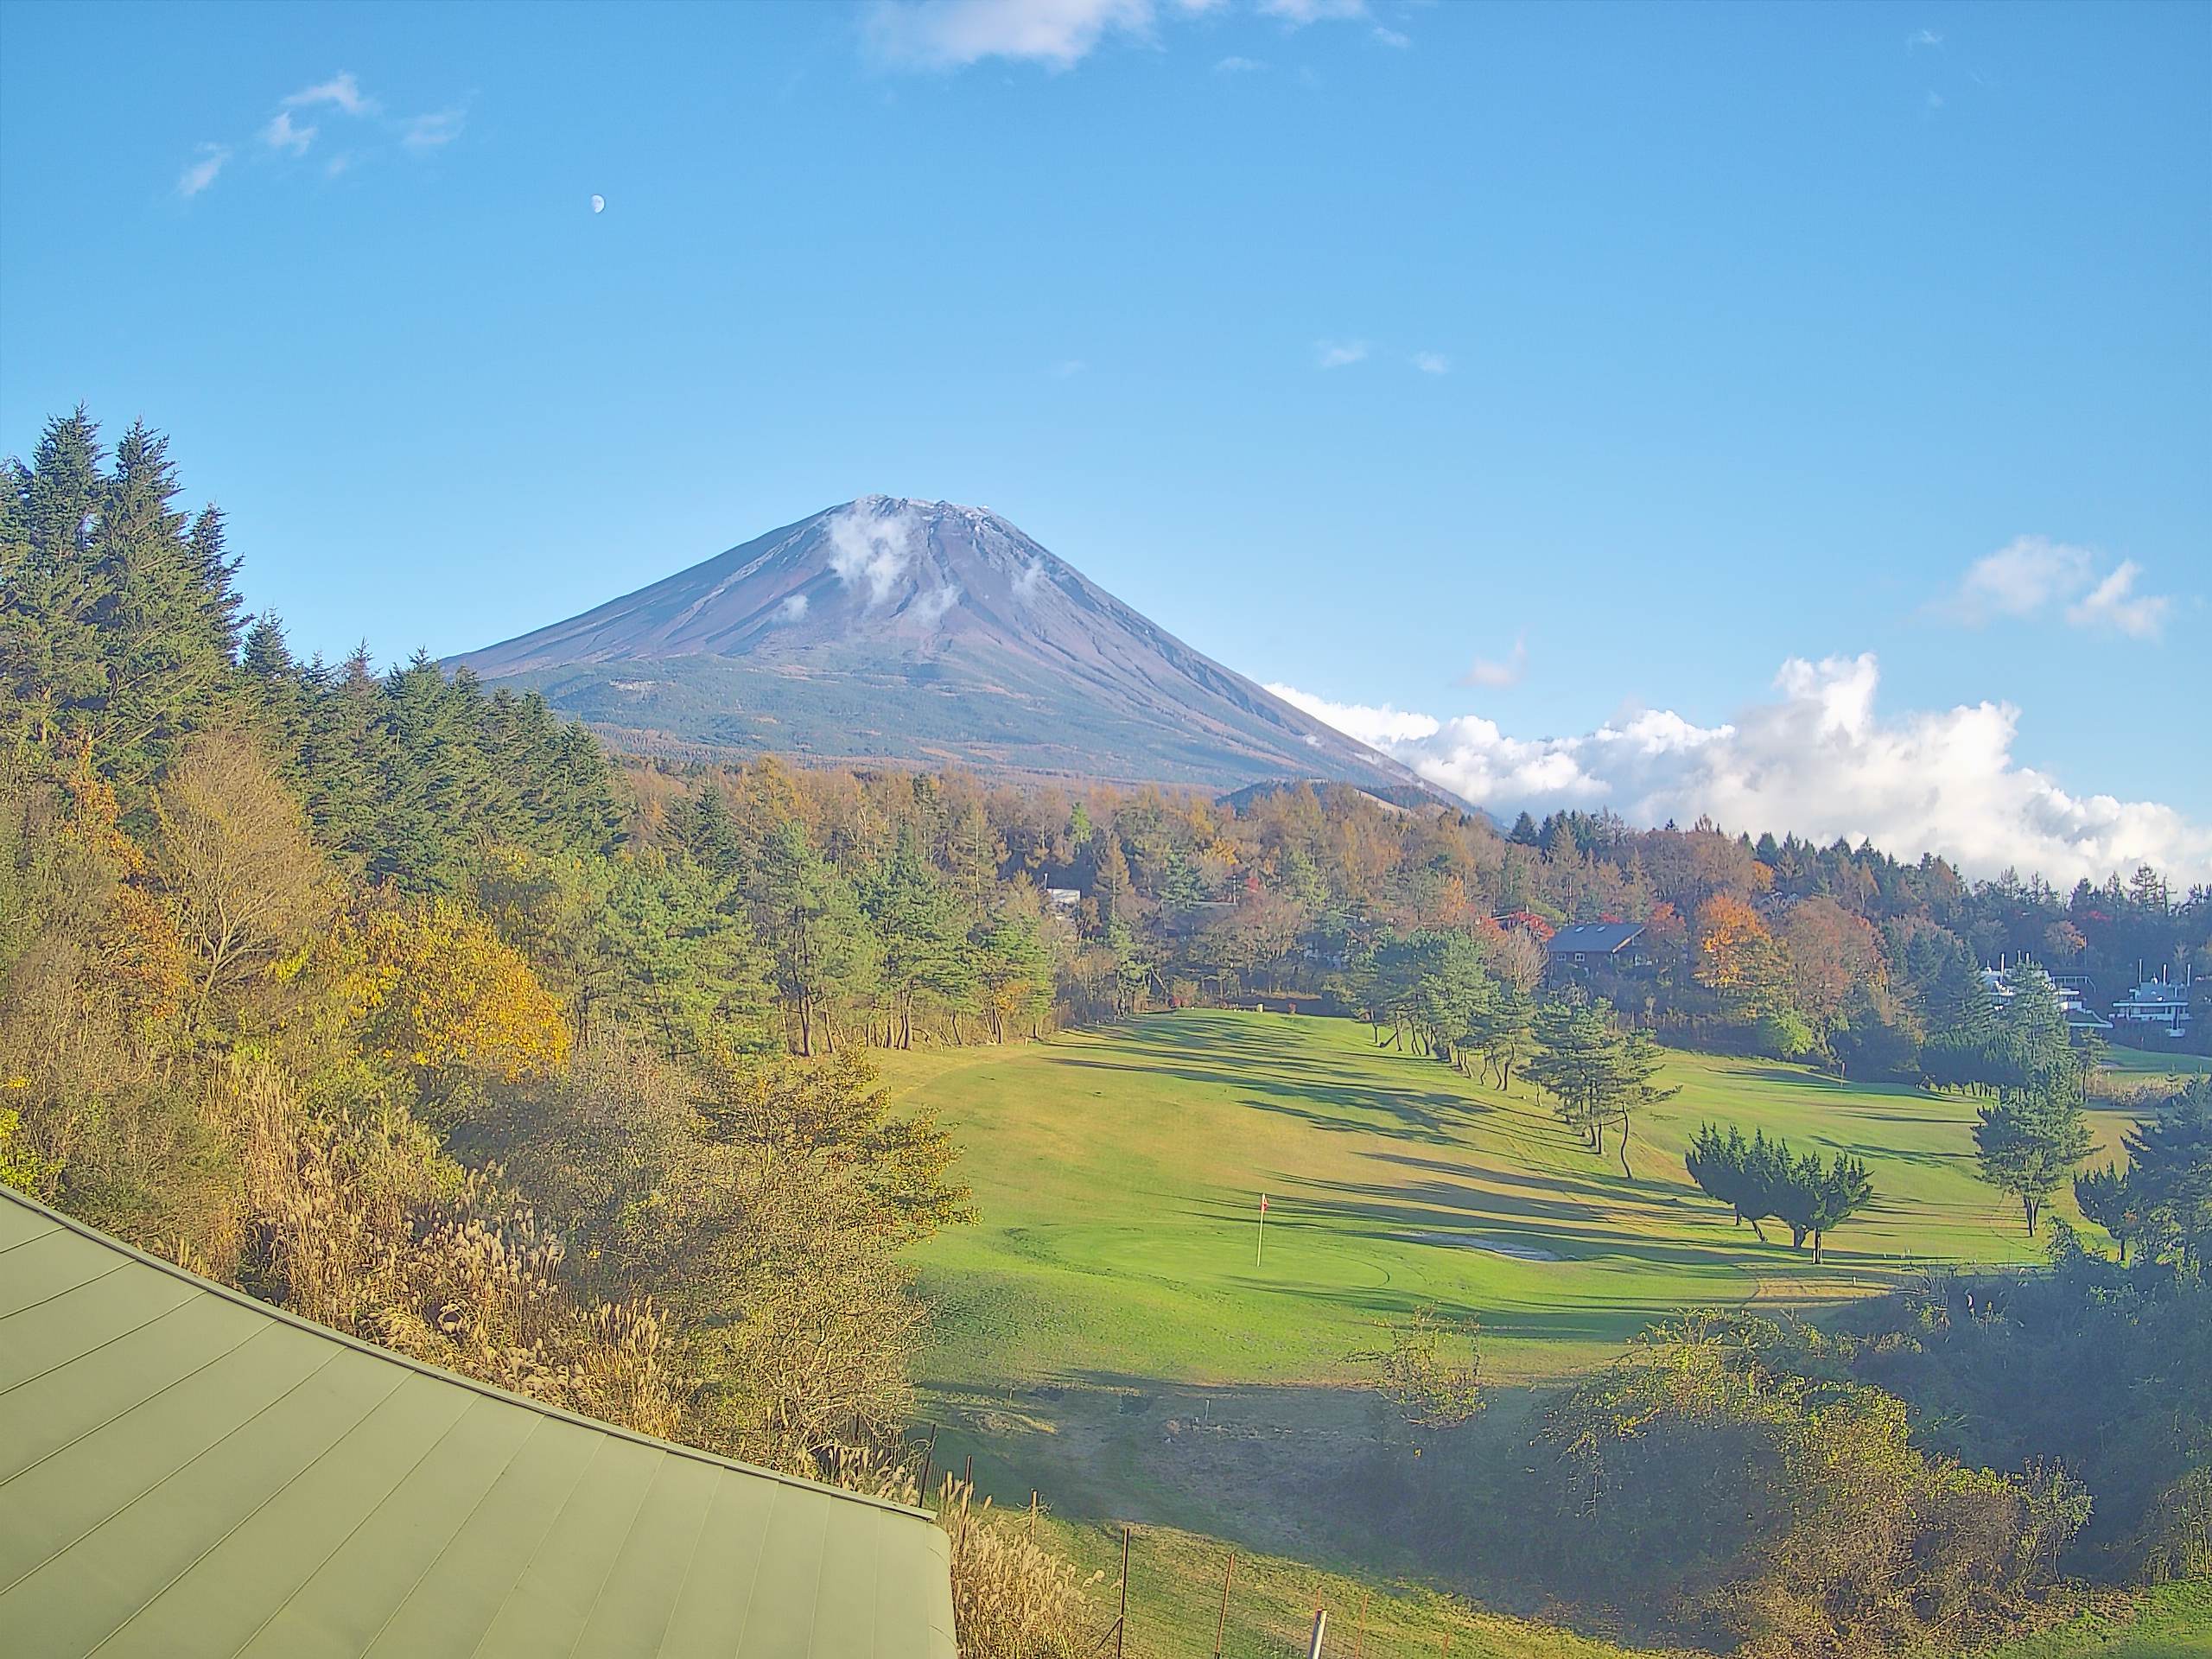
[1980,1581,2212,1659]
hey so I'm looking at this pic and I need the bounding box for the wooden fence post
[1115,1525,1131,1659]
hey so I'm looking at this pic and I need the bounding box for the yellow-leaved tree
[341,898,573,1086]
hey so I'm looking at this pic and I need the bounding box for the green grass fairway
[2099,1047,2211,1076]
[886,1010,2098,1391]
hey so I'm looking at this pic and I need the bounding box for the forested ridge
[3,412,2206,1656]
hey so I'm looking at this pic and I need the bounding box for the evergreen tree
[1769,1148,1873,1264]
[867,824,973,1047]
[2120,1077,2212,1266]
[1974,1085,2094,1236]
[2073,1161,2140,1264]
[752,817,880,1055]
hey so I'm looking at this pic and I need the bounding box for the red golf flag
[1259,1194,1268,1212]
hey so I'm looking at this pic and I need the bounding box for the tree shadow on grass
[1054,1055,1474,1144]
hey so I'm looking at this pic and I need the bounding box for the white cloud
[1908,28,1943,49]
[910,584,963,626]
[1052,358,1087,377]
[1941,536,2174,639]
[181,73,460,196]
[866,0,1367,70]
[261,111,316,155]
[1214,54,1263,73]
[2064,560,2170,639]
[1267,683,1439,746]
[176,144,230,199]
[1012,557,1049,601]
[1260,0,1366,22]
[401,109,466,153]
[1411,350,1450,375]
[1372,25,1410,48]
[1315,339,1369,368]
[283,72,379,117]
[1459,635,1527,689]
[864,0,1157,69]
[1270,654,2212,884]
[828,503,921,604]
[778,593,810,621]
[1948,536,2090,623]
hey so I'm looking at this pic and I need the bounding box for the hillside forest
[3,412,2208,1657]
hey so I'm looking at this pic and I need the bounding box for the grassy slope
[1034,1515,1691,1659]
[881,1012,2200,1656]
[887,1010,2117,1391]
[1980,1583,2212,1659]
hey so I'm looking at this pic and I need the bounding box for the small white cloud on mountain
[827,504,920,605]
[911,584,962,626]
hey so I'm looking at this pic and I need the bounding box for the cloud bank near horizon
[1268,654,2212,887]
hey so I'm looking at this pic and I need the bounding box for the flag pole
[1256,1193,1267,1268]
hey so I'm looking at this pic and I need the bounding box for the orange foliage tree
[1693,894,1777,995]
[1777,896,1885,1035]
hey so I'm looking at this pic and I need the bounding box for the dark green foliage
[1975,1087,2096,1236]
[1687,1124,1875,1262]
[866,823,974,1048]
[1526,995,1678,1169]
[1851,1240,2212,1584]
[2,411,246,788]
[1522,1311,2091,1656]
[2120,1075,2212,1267]
[2075,1160,2141,1263]
[752,817,880,1056]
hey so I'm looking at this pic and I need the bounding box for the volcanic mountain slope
[453,497,1454,799]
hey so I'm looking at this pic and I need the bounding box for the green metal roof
[0,1185,957,1659]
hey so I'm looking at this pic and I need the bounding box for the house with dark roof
[1543,922,1649,982]
[0,1184,957,1659]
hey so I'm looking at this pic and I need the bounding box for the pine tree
[1974,1087,2094,1236]
[868,824,973,1047]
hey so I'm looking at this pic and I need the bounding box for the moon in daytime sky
[589,194,605,213]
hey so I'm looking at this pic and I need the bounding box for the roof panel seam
[82,1364,412,1658]
[0,1285,200,1400]
[3,1342,344,1600]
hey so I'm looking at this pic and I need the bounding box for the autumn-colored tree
[1778,895,1885,1036]
[150,728,327,1020]
[1693,893,1777,995]
[345,898,572,1084]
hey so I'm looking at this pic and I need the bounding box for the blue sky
[3,0,2207,880]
